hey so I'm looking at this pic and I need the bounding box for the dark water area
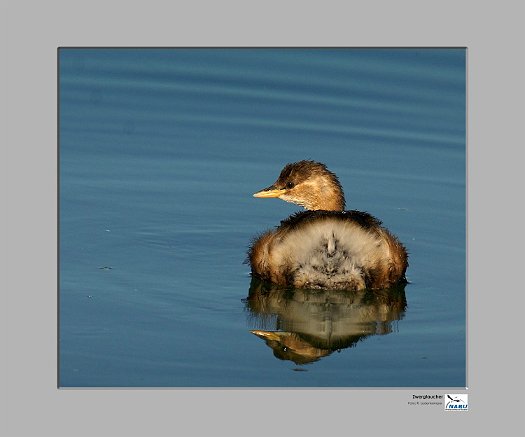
[59,48,466,387]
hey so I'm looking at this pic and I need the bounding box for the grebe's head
[253,160,345,211]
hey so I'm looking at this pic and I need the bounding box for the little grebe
[248,160,408,291]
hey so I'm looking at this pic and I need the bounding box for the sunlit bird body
[248,161,408,291]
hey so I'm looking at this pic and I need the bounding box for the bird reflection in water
[245,277,407,366]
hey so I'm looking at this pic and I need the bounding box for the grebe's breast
[249,210,407,291]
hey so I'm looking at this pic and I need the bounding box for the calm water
[59,48,466,387]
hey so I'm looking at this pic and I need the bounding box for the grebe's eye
[286,181,294,189]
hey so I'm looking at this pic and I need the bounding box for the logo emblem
[444,394,468,411]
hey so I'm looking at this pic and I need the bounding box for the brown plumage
[248,160,408,291]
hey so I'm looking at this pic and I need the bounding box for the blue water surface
[59,48,466,387]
